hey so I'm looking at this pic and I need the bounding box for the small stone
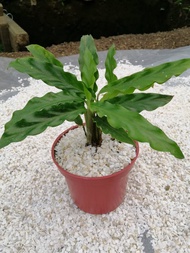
[165,185,170,191]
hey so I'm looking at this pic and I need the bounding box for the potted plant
[0,35,190,214]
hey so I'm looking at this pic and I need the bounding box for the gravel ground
[0,60,190,252]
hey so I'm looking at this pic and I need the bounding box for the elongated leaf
[80,48,97,93]
[91,101,184,159]
[105,44,117,83]
[100,58,190,98]
[107,93,173,112]
[9,57,83,93]
[79,35,99,67]
[78,35,99,93]
[94,116,134,145]
[26,44,63,67]
[0,92,85,148]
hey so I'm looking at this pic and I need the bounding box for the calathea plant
[0,35,190,160]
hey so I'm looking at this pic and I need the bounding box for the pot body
[51,125,139,214]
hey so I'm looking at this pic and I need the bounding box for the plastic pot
[51,125,139,214]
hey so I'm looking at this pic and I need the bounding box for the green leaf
[107,93,173,112]
[100,58,190,98]
[91,101,184,159]
[0,91,85,148]
[9,57,83,94]
[74,115,83,125]
[80,48,97,89]
[105,44,117,83]
[26,44,63,67]
[79,35,99,66]
[79,35,99,94]
[94,116,134,145]
[83,85,93,102]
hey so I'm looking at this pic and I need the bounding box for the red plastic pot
[51,125,139,214]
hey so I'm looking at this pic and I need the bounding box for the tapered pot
[51,125,139,214]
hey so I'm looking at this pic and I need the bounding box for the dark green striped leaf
[91,101,184,159]
[107,93,173,112]
[0,91,85,148]
[100,58,190,99]
[9,55,83,93]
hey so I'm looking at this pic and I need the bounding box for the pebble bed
[54,128,136,177]
[0,61,190,252]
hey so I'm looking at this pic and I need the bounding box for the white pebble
[0,62,189,253]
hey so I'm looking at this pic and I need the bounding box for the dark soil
[1,0,190,58]
[0,26,190,59]
[1,0,174,47]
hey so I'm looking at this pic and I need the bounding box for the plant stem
[85,109,102,147]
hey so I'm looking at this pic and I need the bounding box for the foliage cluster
[1,35,190,160]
